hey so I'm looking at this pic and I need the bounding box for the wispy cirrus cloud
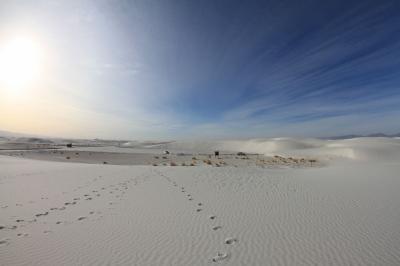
[1,0,400,139]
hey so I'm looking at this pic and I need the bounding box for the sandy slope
[1,138,400,265]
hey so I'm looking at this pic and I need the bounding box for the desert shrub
[170,162,177,166]
[162,156,168,159]
[103,161,107,164]
[152,163,158,166]
[192,157,197,160]
[204,159,212,165]
[66,156,70,159]
[190,163,195,166]
[154,156,159,159]
[181,162,186,166]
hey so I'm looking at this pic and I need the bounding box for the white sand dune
[1,137,400,265]
[129,137,400,162]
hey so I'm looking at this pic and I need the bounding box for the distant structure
[214,151,219,157]
[237,152,246,156]
[66,143,72,148]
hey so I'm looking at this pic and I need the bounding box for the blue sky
[1,0,400,139]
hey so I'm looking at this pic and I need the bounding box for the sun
[0,35,43,96]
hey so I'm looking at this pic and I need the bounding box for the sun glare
[0,35,43,96]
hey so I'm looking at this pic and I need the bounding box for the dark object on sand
[164,150,170,155]
[237,152,246,156]
[66,143,72,148]
[214,151,219,157]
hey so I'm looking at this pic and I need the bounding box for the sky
[1,0,400,139]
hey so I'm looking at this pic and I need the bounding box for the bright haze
[1,0,400,139]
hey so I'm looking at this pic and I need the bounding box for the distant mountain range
[1,129,400,142]
[323,133,400,140]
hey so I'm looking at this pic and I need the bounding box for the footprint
[17,233,29,237]
[85,197,92,200]
[196,208,202,212]
[15,219,24,223]
[209,215,217,220]
[212,226,222,231]
[197,203,203,206]
[77,217,86,221]
[0,238,10,246]
[224,238,238,245]
[212,252,229,262]
[188,198,193,201]
[43,230,52,234]
[35,212,49,217]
